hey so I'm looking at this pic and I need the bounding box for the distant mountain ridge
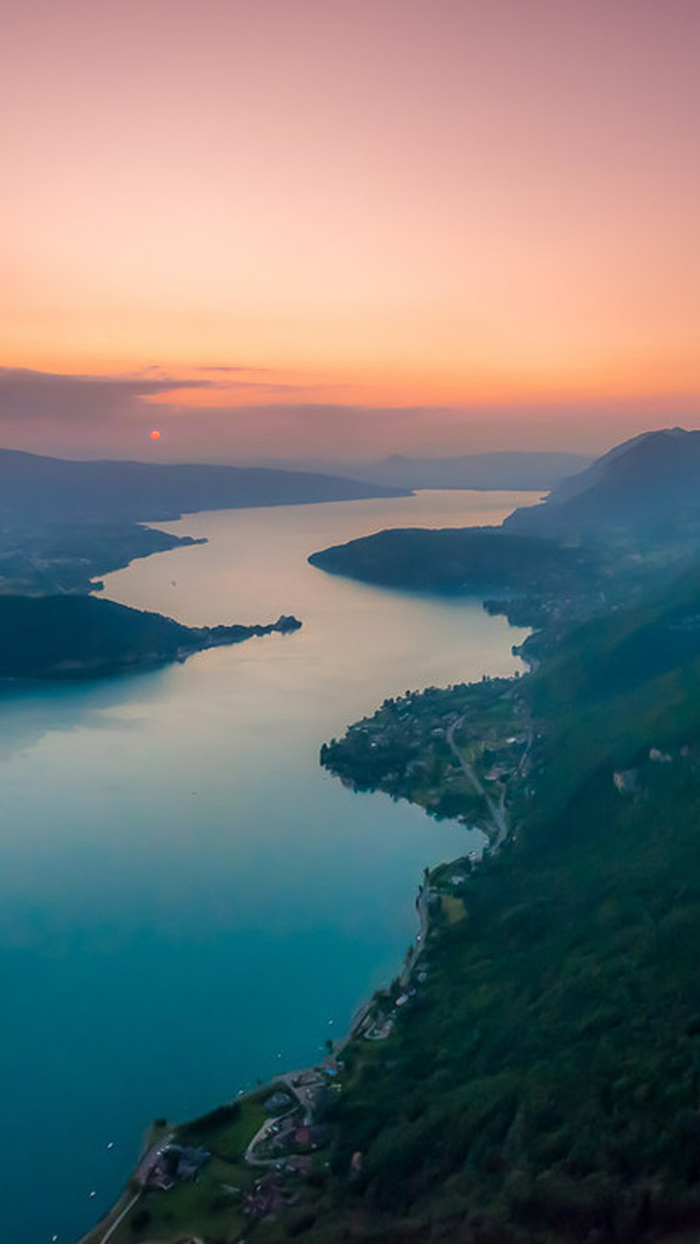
[0,447,406,525]
[506,428,700,536]
[254,450,591,491]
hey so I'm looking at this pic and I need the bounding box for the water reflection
[0,667,170,759]
[0,489,535,1243]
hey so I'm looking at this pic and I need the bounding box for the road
[244,1069,325,1167]
[97,1192,141,1244]
[446,717,509,848]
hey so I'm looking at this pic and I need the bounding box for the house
[176,1146,210,1181]
[265,1090,294,1115]
[143,1142,210,1190]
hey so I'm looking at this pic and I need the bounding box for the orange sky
[2,0,700,459]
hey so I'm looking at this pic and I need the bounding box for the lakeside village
[320,674,534,839]
[84,677,537,1244]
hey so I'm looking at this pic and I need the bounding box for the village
[84,679,538,1244]
[86,832,504,1244]
[320,675,534,844]
[93,1060,345,1243]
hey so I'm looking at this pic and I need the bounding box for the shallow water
[0,489,536,1242]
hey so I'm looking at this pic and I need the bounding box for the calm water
[0,489,536,1243]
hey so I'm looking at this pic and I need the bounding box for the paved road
[244,1069,325,1167]
[446,717,509,848]
[97,1191,141,1244]
[133,1132,175,1184]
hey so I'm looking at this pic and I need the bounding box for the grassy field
[86,1096,269,1244]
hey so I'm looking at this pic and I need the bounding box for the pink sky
[2,0,699,460]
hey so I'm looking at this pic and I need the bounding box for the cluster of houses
[138,1141,211,1191]
[244,1068,338,1164]
[345,691,532,815]
[264,1116,333,1158]
[244,1169,295,1220]
[242,1078,336,1219]
[264,1089,294,1115]
[361,974,421,1041]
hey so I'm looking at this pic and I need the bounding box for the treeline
[253,561,700,1243]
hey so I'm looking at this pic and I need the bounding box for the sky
[2,0,700,462]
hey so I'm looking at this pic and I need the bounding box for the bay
[0,489,536,1242]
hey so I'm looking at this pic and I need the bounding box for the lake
[0,489,536,1243]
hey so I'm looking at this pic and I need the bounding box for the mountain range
[0,448,405,525]
[252,451,591,492]
[506,427,700,537]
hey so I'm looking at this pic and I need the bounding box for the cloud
[0,366,311,424]
[0,366,699,462]
[0,367,213,423]
[195,365,273,374]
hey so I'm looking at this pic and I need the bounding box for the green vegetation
[86,1098,268,1244]
[301,757,700,1243]
[308,517,700,673]
[309,526,597,594]
[321,678,529,839]
[176,1099,268,1163]
[252,560,700,1244]
[0,522,204,595]
[0,594,301,679]
[505,427,700,540]
[85,432,700,1242]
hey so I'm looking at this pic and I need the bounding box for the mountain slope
[0,448,406,525]
[0,595,300,679]
[266,451,591,491]
[506,428,700,537]
[252,562,700,1244]
[309,526,594,594]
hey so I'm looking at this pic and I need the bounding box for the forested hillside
[250,563,700,1244]
[0,595,300,679]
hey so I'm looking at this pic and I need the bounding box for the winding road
[446,717,509,848]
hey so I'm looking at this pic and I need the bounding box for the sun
[150,429,161,441]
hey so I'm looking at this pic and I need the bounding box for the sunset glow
[2,0,699,459]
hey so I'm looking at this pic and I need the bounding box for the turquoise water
[0,489,535,1243]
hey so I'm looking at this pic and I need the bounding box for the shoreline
[77,851,456,1243]
[60,494,529,1244]
[77,817,499,1244]
[76,672,521,1242]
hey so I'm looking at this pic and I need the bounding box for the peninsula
[78,430,700,1244]
[0,595,301,680]
[0,522,206,597]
